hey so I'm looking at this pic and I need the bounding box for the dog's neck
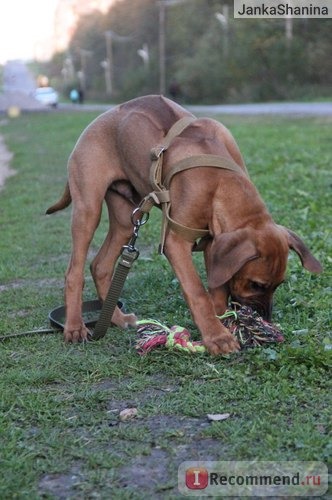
[210,174,272,235]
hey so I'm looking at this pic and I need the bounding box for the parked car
[34,87,59,108]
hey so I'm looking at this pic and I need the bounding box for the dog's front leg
[164,232,239,355]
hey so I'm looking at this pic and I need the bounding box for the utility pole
[159,1,166,95]
[101,60,112,95]
[137,44,150,68]
[79,49,92,92]
[104,31,114,96]
[285,17,293,46]
[104,30,132,96]
[215,6,229,59]
[157,0,190,95]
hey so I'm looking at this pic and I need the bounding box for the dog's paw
[64,324,90,343]
[204,332,240,356]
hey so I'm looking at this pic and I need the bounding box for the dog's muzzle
[231,296,273,322]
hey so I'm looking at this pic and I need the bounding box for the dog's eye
[250,281,267,292]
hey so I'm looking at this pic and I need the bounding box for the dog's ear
[283,227,323,273]
[207,229,258,289]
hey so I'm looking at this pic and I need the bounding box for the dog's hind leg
[64,196,103,343]
[90,190,137,329]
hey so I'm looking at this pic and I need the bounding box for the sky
[0,0,58,64]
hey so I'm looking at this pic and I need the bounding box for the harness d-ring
[131,207,149,227]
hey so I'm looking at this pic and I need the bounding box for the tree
[42,0,332,103]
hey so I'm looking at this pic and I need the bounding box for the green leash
[91,246,138,340]
[91,208,147,340]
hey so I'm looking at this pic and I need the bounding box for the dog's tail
[46,182,72,214]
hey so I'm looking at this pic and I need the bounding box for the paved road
[0,61,44,112]
[2,60,36,94]
[188,101,332,116]
[1,61,332,116]
[62,100,332,116]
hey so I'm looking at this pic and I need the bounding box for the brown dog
[47,95,322,355]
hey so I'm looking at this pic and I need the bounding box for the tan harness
[137,116,248,253]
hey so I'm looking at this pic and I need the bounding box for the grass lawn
[0,109,331,498]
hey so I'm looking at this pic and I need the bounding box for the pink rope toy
[135,304,284,355]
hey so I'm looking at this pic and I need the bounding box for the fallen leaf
[119,408,138,422]
[207,413,231,421]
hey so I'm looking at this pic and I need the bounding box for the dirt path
[0,134,16,191]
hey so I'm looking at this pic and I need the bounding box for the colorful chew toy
[135,303,284,355]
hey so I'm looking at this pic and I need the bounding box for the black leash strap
[91,208,148,341]
[0,328,58,342]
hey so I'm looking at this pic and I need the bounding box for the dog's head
[207,225,322,320]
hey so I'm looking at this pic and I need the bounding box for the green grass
[0,110,331,498]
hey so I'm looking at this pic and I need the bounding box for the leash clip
[121,245,140,265]
[123,207,150,256]
[124,227,140,256]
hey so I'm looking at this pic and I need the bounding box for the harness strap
[164,204,210,242]
[149,115,196,188]
[163,154,246,188]
[141,117,247,253]
[147,116,196,252]
[163,154,246,244]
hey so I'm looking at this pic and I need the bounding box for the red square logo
[185,467,209,490]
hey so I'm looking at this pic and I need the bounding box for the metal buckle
[121,246,140,264]
[150,145,166,160]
